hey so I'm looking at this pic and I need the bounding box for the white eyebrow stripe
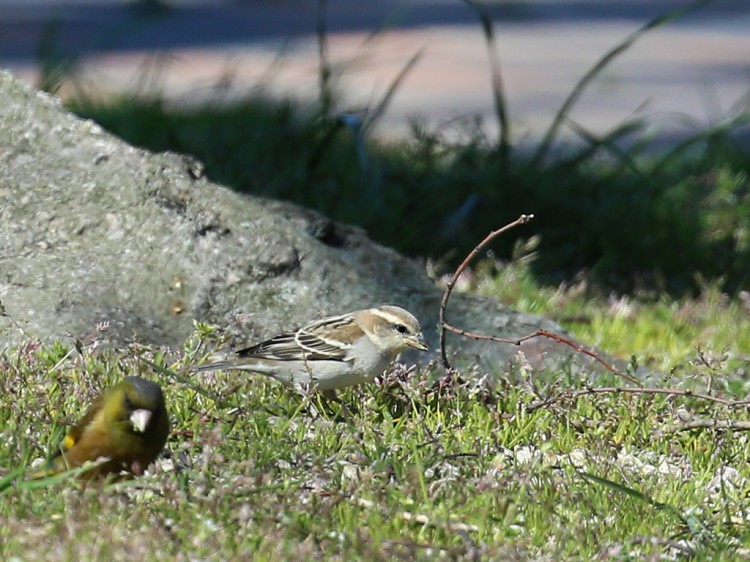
[370,308,408,325]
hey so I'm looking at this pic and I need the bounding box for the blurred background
[2,0,749,141]
[2,0,750,295]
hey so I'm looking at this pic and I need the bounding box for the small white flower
[514,445,542,466]
[706,466,745,497]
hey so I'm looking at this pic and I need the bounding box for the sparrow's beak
[130,408,153,433]
[408,334,429,351]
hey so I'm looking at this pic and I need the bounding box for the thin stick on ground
[523,385,750,414]
[0,299,37,342]
[662,419,750,434]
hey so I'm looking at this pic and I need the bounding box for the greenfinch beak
[130,408,153,433]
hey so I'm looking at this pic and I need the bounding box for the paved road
[2,0,749,144]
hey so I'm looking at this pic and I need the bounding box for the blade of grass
[580,471,710,539]
[10,462,109,491]
[317,0,333,115]
[141,357,223,406]
[530,0,717,169]
[362,48,423,135]
[461,0,511,161]
[563,118,646,177]
[36,19,79,94]
[0,467,26,493]
[653,112,750,175]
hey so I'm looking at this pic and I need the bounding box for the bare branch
[441,323,640,386]
[437,214,641,388]
[439,214,534,370]
[663,418,750,434]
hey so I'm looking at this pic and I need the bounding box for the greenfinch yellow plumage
[47,376,169,479]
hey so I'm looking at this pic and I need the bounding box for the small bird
[46,376,170,479]
[194,305,429,400]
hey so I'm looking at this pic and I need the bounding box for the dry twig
[438,214,533,370]
[659,418,750,435]
[438,215,640,386]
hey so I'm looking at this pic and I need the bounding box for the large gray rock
[0,71,590,376]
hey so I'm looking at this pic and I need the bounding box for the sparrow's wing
[236,314,358,362]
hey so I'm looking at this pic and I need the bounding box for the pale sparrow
[193,305,429,400]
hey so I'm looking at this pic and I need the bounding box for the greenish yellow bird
[48,376,169,479]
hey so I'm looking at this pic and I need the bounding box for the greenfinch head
[49,376,169,480]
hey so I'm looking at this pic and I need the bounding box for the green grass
[2,275,750,560]
[479,257,750,375]
[12,2,750,557]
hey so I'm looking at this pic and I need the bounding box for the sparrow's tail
[191,361,236,373]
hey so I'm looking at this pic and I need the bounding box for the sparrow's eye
[394,324,409,335]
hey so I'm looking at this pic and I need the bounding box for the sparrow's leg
[291,382,321,417]
[320,389,338,402]
[321,389,357,420]
[292,384,352,420]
